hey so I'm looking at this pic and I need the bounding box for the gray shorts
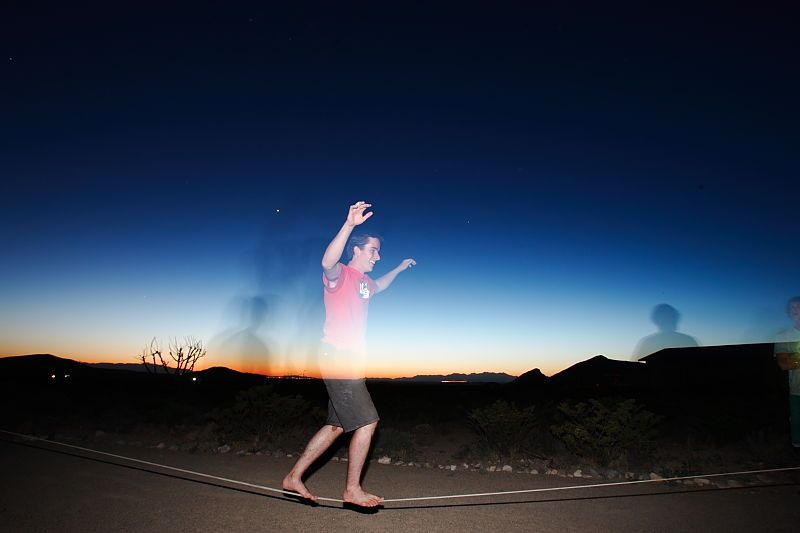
[324,378,379,433]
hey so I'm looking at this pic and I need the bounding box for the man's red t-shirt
[321,263,378,355]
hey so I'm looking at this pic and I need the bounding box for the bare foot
[342,487,383,507]
[282,474,317,502]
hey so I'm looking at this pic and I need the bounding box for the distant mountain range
[2,344,781,392]
[0,353,647,387]
[88,362,171,373]
[88,362,518,383]
[90,363,519,383]
[0,354,268,385]
[390,372,516,383]
[0,355,518,383]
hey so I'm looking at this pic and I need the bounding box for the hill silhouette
[2,354,517,385]
[640,342,783,393]
[1,344,785,394]
[507,355,648,399]
[194,366,269,386]
[0,354,137,383]
[88,362,171,374]
[509,368,548,386]
[0,354,267,386]
[548,355,647,392]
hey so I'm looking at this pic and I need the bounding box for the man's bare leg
[283,424,344,501]
[342,421,383,507]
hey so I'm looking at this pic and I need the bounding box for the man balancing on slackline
[282,200,416,507]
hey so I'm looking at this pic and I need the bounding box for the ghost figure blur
[632,303,699,360]
[209,295,276,374]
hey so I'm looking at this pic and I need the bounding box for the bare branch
[168,337,185,375]
[139,337,162,374]
[136,336,206,376]
[183,336,206,374]
[139,341,152,374]
[156,338,171,375]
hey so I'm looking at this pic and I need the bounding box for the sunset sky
[2,2,797,378]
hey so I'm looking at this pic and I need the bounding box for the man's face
[353,237,381,273]
[790,301,800,328]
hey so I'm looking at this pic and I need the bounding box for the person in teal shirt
[775,296,800,447]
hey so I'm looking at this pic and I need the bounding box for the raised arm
[322,201,373,280]
[375,258,416,293]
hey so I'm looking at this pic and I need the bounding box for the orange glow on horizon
[192,358,561,379]
[0,345,563,379]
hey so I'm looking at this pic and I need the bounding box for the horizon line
[1,353,554,379]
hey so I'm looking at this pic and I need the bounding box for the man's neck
[347,261,367,274]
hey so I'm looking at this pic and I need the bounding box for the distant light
[50,374,56,379]
[276,209,280,213]
[64,374,70,379]
[192,377,197,382]
[441,380,468,383]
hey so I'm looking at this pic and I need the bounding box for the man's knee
[327,425,345,436]
[356,421,378,435]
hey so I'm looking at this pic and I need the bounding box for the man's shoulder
[337,264,360,281]
[323,262,346,289]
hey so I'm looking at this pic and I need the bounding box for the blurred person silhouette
[632,303,699,360]
[774,296,800,447]
[209,295,275,374]
[251,212,327,377]
[282,200,416,508]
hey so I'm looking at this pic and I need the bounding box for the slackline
[2,429,799,505]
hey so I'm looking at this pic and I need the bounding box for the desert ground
[2,432,800,533]
[2,355,799,531]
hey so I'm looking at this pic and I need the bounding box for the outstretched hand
[400,258,416,271]
[347,201,373,227]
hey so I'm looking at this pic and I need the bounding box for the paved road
[1,437,799,532]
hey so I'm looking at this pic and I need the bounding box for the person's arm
[322,201,373,281]
[776,352,800,371]
[375,258,416,293]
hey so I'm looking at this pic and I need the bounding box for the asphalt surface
[1,436,799,532]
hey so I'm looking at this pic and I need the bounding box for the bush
[550,398,661,466]
[212,385,313,447]
[411,423,435,447]
[468,400,537,460]
[374,428,418,462]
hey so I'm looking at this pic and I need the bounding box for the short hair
[651,303,679,331]
[346,233,383,261]
[787,296,800,315]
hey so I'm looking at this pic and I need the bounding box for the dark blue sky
[2,2,798,376]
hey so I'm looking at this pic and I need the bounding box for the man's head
[347,234,382,273]
[787,296,800,328]
[651,303,680,332]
